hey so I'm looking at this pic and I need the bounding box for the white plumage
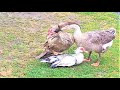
[102,40,113,52]
[41,47,86,68]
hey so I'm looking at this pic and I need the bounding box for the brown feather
[43,24,74,55]
[45,31,74,52]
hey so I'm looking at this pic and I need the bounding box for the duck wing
[41,55,59,63]
[59,32,74,46]
[51,56,75,68]
[44,33,60,50]
[44,32,74,53]
[87,28,116,45]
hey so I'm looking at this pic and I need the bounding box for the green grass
[0,12,119,78]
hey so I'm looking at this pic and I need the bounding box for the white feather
[102,40,113,50]
[52,56,76,66]
[51,47,84,68]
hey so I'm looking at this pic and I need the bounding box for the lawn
[0,12,119,78]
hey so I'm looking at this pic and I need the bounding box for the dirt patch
[0,12,79,32]
[0,68,12,77]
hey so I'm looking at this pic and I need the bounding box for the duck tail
[109,28,116,35]
[35,51,53,59]
[41,58,50,63]
[50,64,58,68]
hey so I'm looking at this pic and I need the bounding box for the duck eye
[54,29,61,33]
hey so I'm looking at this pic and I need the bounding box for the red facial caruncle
[48,28,52,35]
[80,47,85,51]
[47,26,57,38]
[47,28,54,39]
[79,47,88,53]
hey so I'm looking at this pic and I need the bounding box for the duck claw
[83,58,92,62]
[91,61,100,67]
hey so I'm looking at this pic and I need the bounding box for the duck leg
[91,53,101,67]
[84,51,92,62]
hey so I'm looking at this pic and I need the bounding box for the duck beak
[83,49,88,53]
[84,51,88,53]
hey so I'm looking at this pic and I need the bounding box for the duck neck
[71,24,82,38]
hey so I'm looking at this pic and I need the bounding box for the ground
[0,12,119,78]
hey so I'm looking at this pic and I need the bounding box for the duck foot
[91,61,100,67]
[83,58,92,62]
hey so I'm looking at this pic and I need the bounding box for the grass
[0,12,119,78]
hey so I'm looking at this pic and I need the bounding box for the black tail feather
[36,51,53,59]
[109,28,116,35]
[41,58,51,63]
[41,52,53,59]
[50,64,57,68]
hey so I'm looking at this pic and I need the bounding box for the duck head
[75,47,88,54]
[47,25,61,38]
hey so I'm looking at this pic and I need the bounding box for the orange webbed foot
[83,58,92,62]
[91,61,100,67]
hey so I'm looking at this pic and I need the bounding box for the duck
[41,47,88,68]
[35,23,74,59]
[56,21,116,66]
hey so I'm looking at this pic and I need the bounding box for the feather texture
[60,21,116,66]
[41,47,85,68]
[60,22,116,53]
[44,26,74,53]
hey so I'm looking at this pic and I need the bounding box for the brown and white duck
[57,22,116,66]
[36,23,74,59]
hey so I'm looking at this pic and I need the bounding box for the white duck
[58,22,116,66]
[41,47,88,68]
